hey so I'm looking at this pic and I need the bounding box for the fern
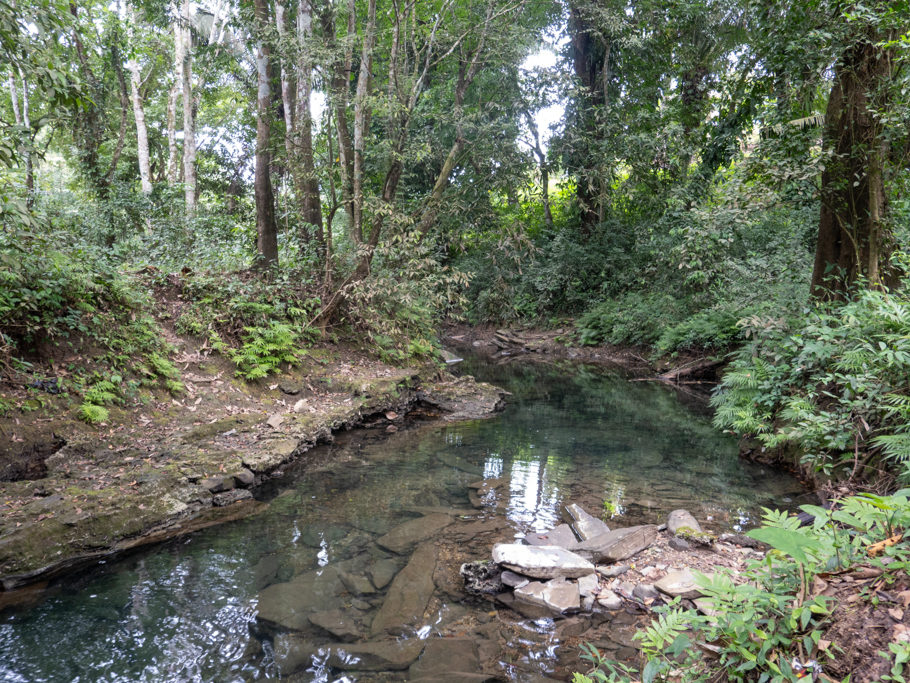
[79,403,109,424]
[230,322,303,380]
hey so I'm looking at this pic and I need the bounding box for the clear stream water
[0,356,804,682]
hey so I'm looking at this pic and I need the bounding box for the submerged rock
[562,503,610,541]
[409,637,485,681]
[371,542,436,636]
[256,566,345,631]
[338,568,376,595]
[492,543,594,579]
[376,513,453,554]
[325,639,425,671]
[308,609,361,641]
[368,558,400,590]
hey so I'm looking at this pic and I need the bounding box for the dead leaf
[889,608,905,622]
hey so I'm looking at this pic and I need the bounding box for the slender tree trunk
[9,71,34,207]
[254,0,279,266]
[352,0,376,246]
[105,38,131,188]
[127,60,152,194]
[166,22,182,185]
[416,4,492,237]
[319,0,356,240]
[181,0,196,214]
[294,0,323,251]
[810,37,896,299]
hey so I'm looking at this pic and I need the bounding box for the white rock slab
[514,578,580,613]
[655,569,708,599]
[492,543,595,579]
[563,503,610,541]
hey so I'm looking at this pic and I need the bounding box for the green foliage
[230,322,302,380]
[78,402,109,425]
[576,492,910,683]
[345,232,468,364]
[712,272,910,482]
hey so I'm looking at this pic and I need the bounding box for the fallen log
[658,358,725,383]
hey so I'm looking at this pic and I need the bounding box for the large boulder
[562,503,610,541]
[492,543,594,579]
[573,525,658,563]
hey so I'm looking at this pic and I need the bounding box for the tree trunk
[352,0,377,245]
[127,60,152,194]
[181,0,196,214]
[568,3,609,234]
[254,0,279,266]
[9,71,34,207]
[297,0,323,246]
[166,22,182,186]
[810,37,896,299]
[318,0,356,241]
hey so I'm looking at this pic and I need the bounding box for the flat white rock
[514,578,580,613]
[563,503,610,541]
[492,543,594,579]
[655,569,708,599]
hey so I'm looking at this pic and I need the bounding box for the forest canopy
[1,0,909,481]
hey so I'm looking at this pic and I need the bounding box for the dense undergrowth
[574,491,910,683]
[0,186,457,423]
[713,271,910,487]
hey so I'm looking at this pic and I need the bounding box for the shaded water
[0,358,804,682]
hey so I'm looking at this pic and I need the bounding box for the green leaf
[746,527,820,564]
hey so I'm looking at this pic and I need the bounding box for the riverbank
[0,342,506,595]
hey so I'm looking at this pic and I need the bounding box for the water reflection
[0,358,804,682]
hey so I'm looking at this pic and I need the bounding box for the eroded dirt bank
[0,348,505,594]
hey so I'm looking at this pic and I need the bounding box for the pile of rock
[467,503,719,617]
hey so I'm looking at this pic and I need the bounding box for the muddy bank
[0,351,505,593]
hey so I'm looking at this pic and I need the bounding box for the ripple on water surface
[0,357,804,682]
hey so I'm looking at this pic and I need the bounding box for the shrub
[712,271,910,484]
[575,491,910,683]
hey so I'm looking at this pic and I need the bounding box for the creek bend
[0,357,804,681]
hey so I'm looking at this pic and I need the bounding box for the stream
[0,356,805,682]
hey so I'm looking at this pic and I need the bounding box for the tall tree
[253,0,278,265]
[126,50,152,194]
[180,0,196,213]
[810,18,902,298]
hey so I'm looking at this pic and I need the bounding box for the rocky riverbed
[0,352,506,594]
[245,479,767,681]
